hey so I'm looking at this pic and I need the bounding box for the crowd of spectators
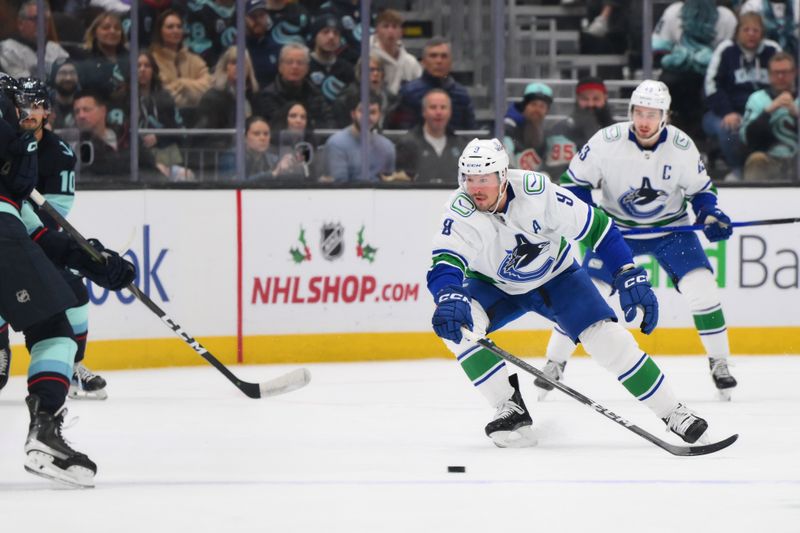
[1,0,798,184]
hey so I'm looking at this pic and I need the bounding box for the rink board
[8,187,800,373]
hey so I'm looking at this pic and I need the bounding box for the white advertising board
[10,187,799,352]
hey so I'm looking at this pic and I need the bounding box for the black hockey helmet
[15,77,50,110]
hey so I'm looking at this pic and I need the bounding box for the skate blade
[490,426,538,448]
[716,389,732,402]
[68,386,108,401]
[536,387,552,402]
[25,451,95,489]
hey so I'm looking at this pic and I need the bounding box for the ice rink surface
[1,354,798,533]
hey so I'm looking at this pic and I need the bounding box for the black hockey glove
[73,238,136,291]
[432,285,473,343]
[613,266,658,335]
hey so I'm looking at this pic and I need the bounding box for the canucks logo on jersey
[617,177,668,218]
[497,234,553,282]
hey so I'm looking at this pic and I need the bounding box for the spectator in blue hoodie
[704,11,780,180]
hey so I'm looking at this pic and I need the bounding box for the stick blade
[663,433,739,457]
[259,368,312,398]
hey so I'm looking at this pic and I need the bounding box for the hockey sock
[679,269,731,359]
[27,337,77,413]
[544,326,576,364]
[66,304,89,364]
[580,320,677,418]
[455,343,512,407]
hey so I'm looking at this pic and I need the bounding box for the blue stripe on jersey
[575,209,594,241]
[567,168,593,187]
[552,243,572,272]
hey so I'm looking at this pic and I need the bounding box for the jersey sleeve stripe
[431,253,467,273]
[575,208,612,250]
[431,248,469,269]
[574,207,594,241]
[566,168,593,188]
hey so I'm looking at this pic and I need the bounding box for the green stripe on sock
[460,348,502,382]
[620,356,662,398]
[693,309,726,332]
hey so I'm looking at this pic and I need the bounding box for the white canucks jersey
[564,122,714,237]
[430,169,613,295]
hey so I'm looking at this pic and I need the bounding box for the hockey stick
[29,190,311,399]
[460,329,737,456]
[620,217,800,236]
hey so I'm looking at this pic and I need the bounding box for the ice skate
[0,347,10,391]
[533,359,566,400]
[662,403,709,444]
[69,362,108,400]
[24,395,97,488]
[485,374,536,448]
[709,357,737,401]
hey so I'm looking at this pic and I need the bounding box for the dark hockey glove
[74,238,136,291]
[696,206,732,242]
[432,285,473,343]
[613,266,658,335]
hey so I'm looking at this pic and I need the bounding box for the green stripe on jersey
[460,347,503,382]
[693,308,726,332]
[577,207,611,249]
[431,253,467,273]
[619,355,663,398]
[466,268,500,285]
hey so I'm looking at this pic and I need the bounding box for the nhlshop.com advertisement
[241,189,445,335]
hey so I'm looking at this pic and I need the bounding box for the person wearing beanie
[307,15,355,103]
[503,82,553,171]
[544,76,615,179]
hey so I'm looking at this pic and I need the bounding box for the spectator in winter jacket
[370,9,422,95]
[704,11,780,180]
[395,89,466,184]
[245,0,310,88]
[333,54,397,129]
[255,42,334,130]
[148,9,212,110]
[389,37,476,130]
[740,51,798,181]
[307,14,355,103]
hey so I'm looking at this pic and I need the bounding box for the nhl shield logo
[320,223,345,261]
[16,289,30,303]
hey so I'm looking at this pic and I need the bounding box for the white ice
[1,354,799,532]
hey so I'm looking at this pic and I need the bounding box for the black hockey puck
[447,466,466,473]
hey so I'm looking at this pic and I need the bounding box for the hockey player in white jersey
[536,80,737,401]
[428,138,712,448]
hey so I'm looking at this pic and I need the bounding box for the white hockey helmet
[628,79,671,135]
[458,138,509,187]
